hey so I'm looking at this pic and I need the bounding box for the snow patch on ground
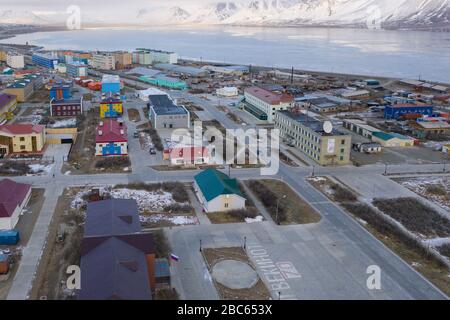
[27,163,53,175]
[140,214,198,225]
[106,188,180,212]
[245,215,264,223]
[396,176,449,212]
[308,177,326,182]
[49,118,77,128]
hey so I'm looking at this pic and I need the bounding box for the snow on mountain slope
[170,0,450,29]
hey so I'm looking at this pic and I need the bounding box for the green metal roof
[372,131,412,141]
[194,168,243,202]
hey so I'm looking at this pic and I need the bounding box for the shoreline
[1,26,449,87]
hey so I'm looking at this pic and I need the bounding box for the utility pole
[291,67,294,85]
[199,239,202,252]
[311,165,315,177]
[384,163,388,175]
[243,236,247,250]
[444,161,446,173]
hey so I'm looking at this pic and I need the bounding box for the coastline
[1,25,449,86]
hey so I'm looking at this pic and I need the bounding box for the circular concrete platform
[212,260,258,289]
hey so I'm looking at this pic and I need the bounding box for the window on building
[20,145,26,150]
[20,137,25,141]
[341,140,345,145]
[340,156,344,161]
[224,203,229,208]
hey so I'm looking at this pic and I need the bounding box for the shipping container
[0,230,20,245]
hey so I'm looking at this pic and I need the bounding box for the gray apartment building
[148,95,190,129]
[275,110,352,166]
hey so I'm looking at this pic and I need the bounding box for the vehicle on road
[133,131,139,138]
[149,147,156,155]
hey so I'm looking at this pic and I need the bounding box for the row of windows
[54,105,81,111]
[55,111,80,116]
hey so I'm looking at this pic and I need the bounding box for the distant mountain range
[1,0,449,31]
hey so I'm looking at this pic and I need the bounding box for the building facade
[244,86,293,123]
[95,119,128,156]
[384,104,434,120]
[6,52,25,69]
[275,111,352,166]
[67,62,88,78]
[113,52,132,69]
[91,53,116,70]
[101,74,121,94]
[169,146,209,166]
[32,52,59,69]
[50,98,83,117]
[148,95,190,129]
[342,119,381,139]
[0,124,46,156]
[371,132,415,147]
[100,95,123,118]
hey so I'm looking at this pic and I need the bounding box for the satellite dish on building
[323,121,333,134]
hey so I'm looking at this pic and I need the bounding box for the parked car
[133,131,139,138]
[149,148,156,155]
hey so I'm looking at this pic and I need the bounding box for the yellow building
[3,79,34,102]
[0,93,18,123]
[0,124,46,156]
[0,50,6,62]
[99,96,123,118]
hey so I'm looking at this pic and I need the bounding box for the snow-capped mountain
[164,0,450,30]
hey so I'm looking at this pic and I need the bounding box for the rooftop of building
[102,74,120,84]
[245,86,293,105]
[154,63,208,77]
[386,104,433,109]
[135,48,175,54]
[50,98,82,105]
[32,52,58,59]
[372,131,414,141]
[415,121,450,129]
[0,178,31,218]
[278,111,345,136]
[84,199,139,237]
[148,95,187,116]
[0,123,45,135]
[194,168,243,202]
[95,119,127,143]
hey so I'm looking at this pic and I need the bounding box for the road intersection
[4,84,449,300]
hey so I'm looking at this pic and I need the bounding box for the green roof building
[193,168,246,212]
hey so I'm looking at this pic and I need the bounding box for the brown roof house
[78,199,157,300]
[0,179,31,230]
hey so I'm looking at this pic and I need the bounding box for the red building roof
[0,179,31,218]
[245,86,293,105]
[0,124,45,135]
[95,119,127,143]
[170,146,208,162]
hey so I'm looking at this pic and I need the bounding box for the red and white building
[169,146,209,165]
[95,119,128,156]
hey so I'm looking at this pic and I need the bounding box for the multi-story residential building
[32,52,59,69]
[66,61,88,78]
[133,48,178,64]
[6,52,25,69]
[91,53,115,70]
[244,86,293,122]
[50,98,83,117]
[148,95,190,129]
[113,52,132,69]
[3,74,43,102]
[0,124,46,156]
[275,110,352,166]
[132,49,153,65]
[95,119,128,156]
[0,50,6,62]
[50,84,71,100]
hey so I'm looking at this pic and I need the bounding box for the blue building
[384,104,433,120]
[32,52,59,69]
[50,84,71,100]
[66,62,88,78]
[101,74,121,94]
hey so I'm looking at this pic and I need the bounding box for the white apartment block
[91,53,116,70]
[6,52,25,69]
[244,86,293,123]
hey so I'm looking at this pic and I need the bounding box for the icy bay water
[2,25,450,83]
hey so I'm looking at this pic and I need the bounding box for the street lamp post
[243,236,247,250]
[275,195,286,225]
